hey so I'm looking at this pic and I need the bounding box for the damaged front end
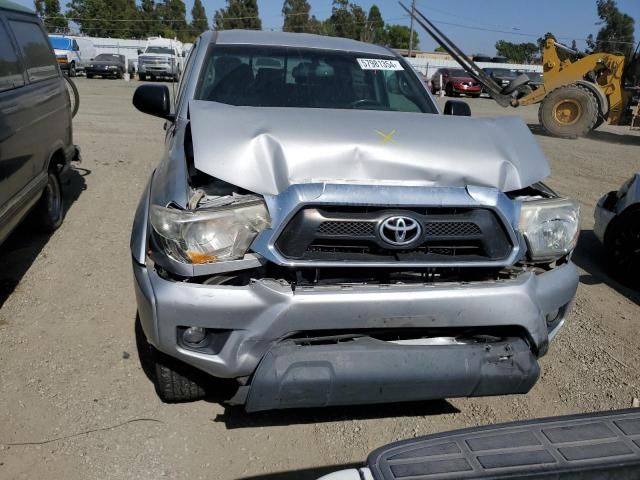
[131,129,579,411]
[130,67,579,409]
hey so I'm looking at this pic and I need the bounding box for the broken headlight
[149,201,270,264]
[519,198,580,261]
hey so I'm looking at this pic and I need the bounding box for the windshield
[145,46,175,56]
[449,69,470,77]
[195,45,436,113]
[488,68,517,78]
[49,36,72,50]
[95,54,122,62]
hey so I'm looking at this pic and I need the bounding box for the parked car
[137,37,184,81]
[321,409,640,479]
[430,68,481,97]
[48,34,94,77]
[85,53,126,79]
[483,67,518,88]
[0,0,77,246]
[594,173,640,284]
[131,30,579,411]
[515,70,544,90]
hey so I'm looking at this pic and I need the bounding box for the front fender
[130,172,154,265]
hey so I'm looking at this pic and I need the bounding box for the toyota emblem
[379,216,422,246]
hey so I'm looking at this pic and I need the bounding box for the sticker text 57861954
[357,58,404,71]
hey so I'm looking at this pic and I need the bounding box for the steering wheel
[348,99,382,109]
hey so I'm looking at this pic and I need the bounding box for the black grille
[424,222,481,237]
[275,207,513,263]
[317,221,375,237]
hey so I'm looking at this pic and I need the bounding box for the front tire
[604,209,640,285]
[138,73,146,81]
[69,62,76,77]
[35,168,64,232]
[134,316,208,403]
[538,84,598,138]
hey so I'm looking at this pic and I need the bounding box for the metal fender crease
[189,100,550,195]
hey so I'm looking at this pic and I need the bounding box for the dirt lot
[1,79,639,480]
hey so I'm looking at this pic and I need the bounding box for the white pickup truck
[137,37,184,82]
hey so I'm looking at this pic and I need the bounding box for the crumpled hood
[189,100,549,196]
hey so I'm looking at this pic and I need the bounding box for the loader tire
[538,84,598,139]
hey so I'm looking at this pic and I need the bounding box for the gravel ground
[0,79,639,480]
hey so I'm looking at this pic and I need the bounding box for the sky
[15,0,640,55]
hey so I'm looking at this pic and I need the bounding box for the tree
[362,4,385,44]
[214,0,262,31]
[67,0,140,38]
[139,0,160,37]
[157,0,189,40]
[325,0,367,40]
[191,0,209,36]
[434,46,446,53]
[34,0,68,32]
[586,0,635,57]
[495,40,539,63]
[385,24,418,50]
[282,0,311,33]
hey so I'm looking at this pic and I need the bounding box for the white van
[48,35,95,76]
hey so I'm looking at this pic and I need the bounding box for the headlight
[150,201,270,264]
[108,65,117,69]
[519,198,580,261]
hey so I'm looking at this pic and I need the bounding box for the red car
[430,68,481,97]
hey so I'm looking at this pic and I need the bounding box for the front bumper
[138,64,176,75]
[594,193,617,244]
[86,67,120,76]
[452,84,481,94]
[134,259,578,383]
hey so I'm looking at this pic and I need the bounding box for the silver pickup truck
[130,30,580,412]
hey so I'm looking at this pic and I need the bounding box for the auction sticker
[357,58,404,71]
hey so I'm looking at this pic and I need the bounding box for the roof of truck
[210,30,395,57]
[0,0,34,14]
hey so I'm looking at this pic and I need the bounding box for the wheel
[445,83,455,97]
[134,316,208,402]
[604,209,640,286]
[86,73,93,79]
[138,73,146,81]
[470,94,481,98]
[538,84,598,138]
[117,70,124,79]
[68,62,76,77]
[501,73,530,95]
[34,168,64,232]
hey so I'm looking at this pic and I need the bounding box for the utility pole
[408,0,416,57]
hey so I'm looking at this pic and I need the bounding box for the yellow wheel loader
[400,2,639,139]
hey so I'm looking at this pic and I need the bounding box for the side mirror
[182,51,186,57]
[444,100,471,117]
[133,84,173,120]
[137,49,143,55]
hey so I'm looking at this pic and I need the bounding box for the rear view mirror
[444,100,471,116]
[133,84,173,120]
